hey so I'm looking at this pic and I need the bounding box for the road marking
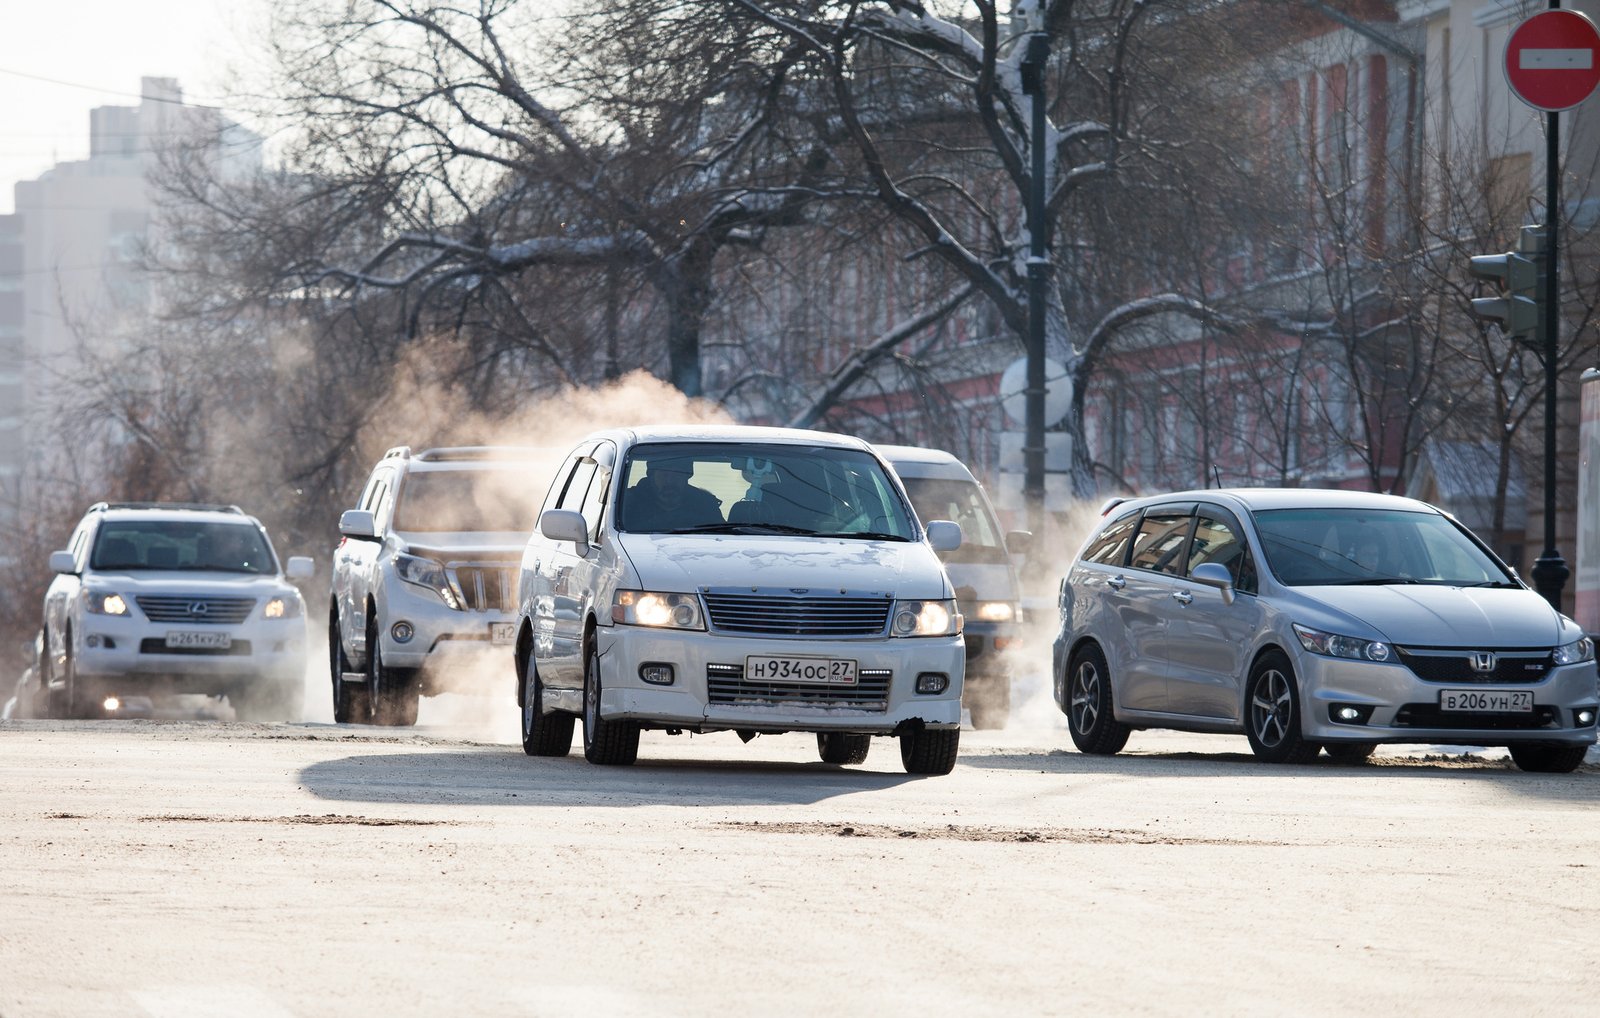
[131,985,295,1018]
[1521,48,1594,69]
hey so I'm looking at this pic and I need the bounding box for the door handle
[1171,590,1193,605]
[1106,575,1126,590]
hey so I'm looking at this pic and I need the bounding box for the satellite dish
[1000,357,1071,426]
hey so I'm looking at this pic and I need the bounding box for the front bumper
[378,574,516,690]
[595,625,965,733]
[72,615,307,693]
[1295,649,1599,747]
[961,619,1020,683]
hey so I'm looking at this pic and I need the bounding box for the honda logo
[1470,651,1497,673]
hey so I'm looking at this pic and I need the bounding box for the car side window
[578,465,610,540]
[1128,510,1193,575]
[1189,509,1258,595]
[540,455,581,519]
[560,460,598,514]
[69,523,92,570]
[1083,511,1139,566]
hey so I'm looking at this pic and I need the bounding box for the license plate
[165,631,232,649]
[744,655,857,684]
[1440,689,1534,713]
[489,622,515,646]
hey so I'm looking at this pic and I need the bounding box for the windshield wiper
[1459,580,1520,588]
[816,531,912,542]
[660,522,818,536]
[1335,577,1425,586]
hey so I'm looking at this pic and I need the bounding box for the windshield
[1253,507,1514,587]
[91,521,276,574]
[899,476,1008,564]
[615,442,917,539]
[393,468,540,533]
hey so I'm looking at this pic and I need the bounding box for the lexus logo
[1470,651,1497,673]
[187,602,210,617]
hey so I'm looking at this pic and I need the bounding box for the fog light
[86,635,101,648]
[1577,708,1596,727]
[391,621,414,644]
[639,663,675,686]
[915,672,949,694]
[103,697,120,712]
[1329,704,1373,725]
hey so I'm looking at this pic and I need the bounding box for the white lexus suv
[41,502,313,719]
[329,446,550,725]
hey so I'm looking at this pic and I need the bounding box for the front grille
[135,596,256,624]
[706,663,891,710]
[139,638,253,656]
[1396,647,1552,685]
[702,590,892,636]
[1393,703,1559,730]
[451,565,516,612]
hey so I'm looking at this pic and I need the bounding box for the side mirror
[926,520,962,553]
[49,550,76,574]
[1005,530,1033,556]
[285,556,315,581]
[540,508,590,553]
[338,509,378,540]
[1189,562,1236,606]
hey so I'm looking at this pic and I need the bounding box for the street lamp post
[1019,21,1051,536]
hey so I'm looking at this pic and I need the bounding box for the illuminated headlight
[394,553,461,610]
[612,590,704,630]
[1554,637,1594,666]
[892,599,962,637]
[975,601,1016,623]
[1293,623,1391,662]
[263,596,303,620]
[84,591,129,616]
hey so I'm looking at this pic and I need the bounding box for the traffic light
[1468,226,1546,341]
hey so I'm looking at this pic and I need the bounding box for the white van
[877,446,1028,727]
[514,426,968,774]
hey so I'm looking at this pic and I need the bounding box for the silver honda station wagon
[1054,489,1597,772]
[514,426,966,774]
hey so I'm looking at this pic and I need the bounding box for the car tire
[330,611,370,724]
[43,629,69,719]
[582,638,639,766]
[966,676,1010,730]
[1245,651,1320,764]
[1065,644,1131,755]
[520,648,574,757]
[1324,741,1377,765]
[816,732,871,765]
[368,621,419,727]
[898,725,959,775]
[1508,743,1589,773]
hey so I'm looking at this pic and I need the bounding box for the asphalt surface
[2,704,1597,1018]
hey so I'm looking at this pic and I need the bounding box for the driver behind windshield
[623,458,724,531]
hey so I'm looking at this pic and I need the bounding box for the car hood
[1302,585,1566,647]
[396,531,529,560]
[616,533,950,598]
[85,571,295,597]
[942,561,1019,604]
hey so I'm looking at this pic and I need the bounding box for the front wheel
[817,732,871,765]
[1509,743,1589,773]
[582,640,639,766]
[369,626,419,727]
[899,726,959,775]
[330,611,370,724]
[1244,651,1320,764]
[521,648,574,757]
[1065,644,1130,755]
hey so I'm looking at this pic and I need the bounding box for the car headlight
[263,595,303,620]
[892,599,962,637]
[1554,637,1594,666]
[611,590,704,630]
[84,590,129,616]
[1293,623,1391,662]
[394,553,462,610]
[974,601,1016,623]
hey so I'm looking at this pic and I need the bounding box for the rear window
[1082,512,1139,566]
[91,520,275,574]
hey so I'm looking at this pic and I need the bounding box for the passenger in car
[625,460,724,531]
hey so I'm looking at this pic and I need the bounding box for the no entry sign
[1505,9,1600,112]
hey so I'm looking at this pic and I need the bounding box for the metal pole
[1023,31,1050,533]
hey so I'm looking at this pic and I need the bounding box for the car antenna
[1212,464,1222,489]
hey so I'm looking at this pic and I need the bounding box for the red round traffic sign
[1506,9,1600,112]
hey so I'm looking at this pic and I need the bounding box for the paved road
[2,714,1596,1018]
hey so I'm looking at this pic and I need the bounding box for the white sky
[0,1,264,215]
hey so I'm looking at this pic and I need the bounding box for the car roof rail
[382,445,413,461]
[93,501,246,514]
[415,446,540,462]
[1097,496,1130,516]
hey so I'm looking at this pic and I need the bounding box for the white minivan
[514,426,967,773]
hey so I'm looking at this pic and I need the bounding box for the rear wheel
[520,646,574,757]
[1245,651,1320,764]
[1509,743,1589,773]
[1324,742,1378,765]
[816,732,871,765]
[899,726,959,775]
[330,611,370,724]
[1066,644,1130,755]
[582,639,639,766]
